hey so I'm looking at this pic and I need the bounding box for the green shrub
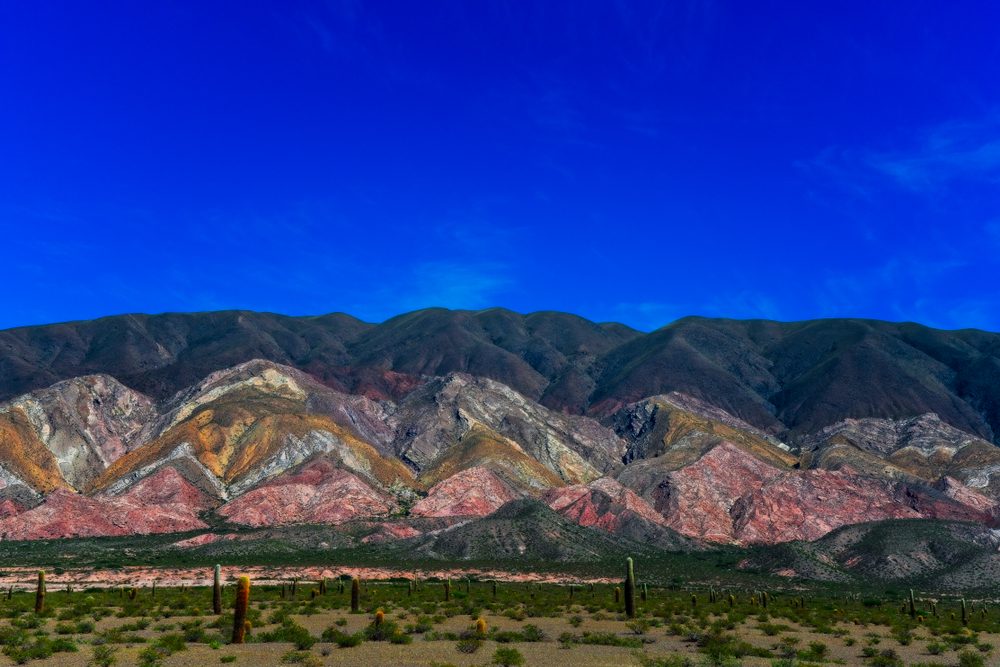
[456,638,481,653]
[320,628,363,648]
[493,647,525,667]
[958,651,985,667]
[89,644,118,667]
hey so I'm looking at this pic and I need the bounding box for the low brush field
[0,569,997,667]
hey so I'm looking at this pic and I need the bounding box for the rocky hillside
[4,310,1000,444]
[0,354,998,551]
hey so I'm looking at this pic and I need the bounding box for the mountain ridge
[4,309,1000,445]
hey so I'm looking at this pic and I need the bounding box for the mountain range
[2,308,1000,578]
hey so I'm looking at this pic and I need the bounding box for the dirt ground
[6,605,1000,666]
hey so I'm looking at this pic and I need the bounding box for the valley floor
[0,580,997,666]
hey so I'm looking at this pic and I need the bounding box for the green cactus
[962,598,968,626]
[614,586,621,604]
[492,580,498,599]
[641,583,648,602]
[351,577,361,612]
[213,564,223,615]
[34,571,45,613]
[444,579,451,602]
[624,557,636,618]
[909,589,916,619]
[231,576,250,644]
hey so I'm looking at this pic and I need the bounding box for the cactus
[231,575,250,644]
[465,578,470,594]
[492,580,498,599]
[444,579,451,602]
[624,557,636,619]
[908,589,916,619]
[351,577,361,612]
[291,578,298,597]
[319,578,327,595]
[476,617,488,635]
[729,594,736,608]
[34,571,45,613]
[761,591,768,609]
[568,585,574,601]
[128,587,137,601]
[961,598,968,626]
[375,608,385,627]
[213,565,223,615]
[642,583,648,602]
[407,579,413,596]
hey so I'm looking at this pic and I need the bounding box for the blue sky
[2,1,999,331]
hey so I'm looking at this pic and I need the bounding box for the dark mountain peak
[3,309,1000,444]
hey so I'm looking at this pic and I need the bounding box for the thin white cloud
[804,110,1000,194]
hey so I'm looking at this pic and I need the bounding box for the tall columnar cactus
[231,576,250,644]
[614,587,621,604]
[729,594,736,608]
[962,598,968,626]
[642,583,648,602]
[351,577,361,612]
[908,589,916,619]
[624,557,636,619]
[374,608,384,627]
[492,581,498,599]
[444,579,451,602]
[762,591,769,609]
[34,571,45,613]
[319,578,327,595]
[407,579,413,596]
[213,565,223,615]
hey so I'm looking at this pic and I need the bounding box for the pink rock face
[0,467,211,540]
[654,442,996,545]
[544,477,667,533]
[172,533,222,548]
[654,442,785,542]
[361,523,423,544]
[0,499,24,520]
[411,467,520,518]
[218,458,396,527]
[730,469,920,543]
[936,476,998,514]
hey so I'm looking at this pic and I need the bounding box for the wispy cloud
[803,110,1000,195]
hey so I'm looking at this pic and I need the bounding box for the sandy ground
[5,605,1000,666]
